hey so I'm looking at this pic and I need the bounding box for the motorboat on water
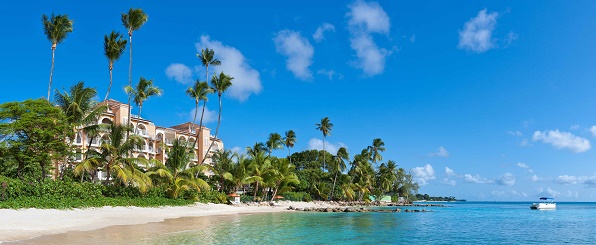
[530,197,556,210]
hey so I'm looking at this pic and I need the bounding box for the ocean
[17,202,596,244]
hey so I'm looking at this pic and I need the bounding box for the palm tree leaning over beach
[42,13,74,101]
[124,77,162,132]
[103,31,127,101]
[315,117,333,171]
[329,147,349,200]
[283,130,296,162]
[192,48,221,151]
[201,72,233,164]
[188,80,214,150]
[121,8,148,133]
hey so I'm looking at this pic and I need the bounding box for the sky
[2,1,596,201]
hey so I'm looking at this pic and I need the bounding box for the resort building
[61,99,223,177]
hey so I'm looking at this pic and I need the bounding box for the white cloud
[464,174,493,184]
[491,190,527,198]
[307,138,346,154]
[196,35,262,102]
[570,124,580,130]
[165,63,193,84]
[536,187,560,198]
[584,175,596,188]
[445,167,455,176]
[516,162,533,173]
[317,69,336,80]
[189,106,216,125]
[497,172,516,186]
[458,9,499,53]
[556,175,580,185]
[504,31,518,47]
[507,130,522,136]
[443,178,456,186]
[411,164,435,185]
[532,130,591,153]
[313,23,335,42]
[520,138,530,147]
[590,126,596,136]
[273,30,314,80]
[530,175,540,182]
[429,146,449,157]
[346,0,391,76]
[230,146,243,154]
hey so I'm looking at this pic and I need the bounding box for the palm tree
[315,117,333,170]
[76,123,150,189]
[267,158,299,202]
[42,13,74,100]
[103,31,127,101]
[188,80,214,150]
[210,150,235,192]
[147,139,210,198]
[245,151,271,201]
[329,147,349,200]
[197,48,221,86]
[266,133,284,156]
[121,8,148,130]
[201,72,233,164]
[246,142,267,157]
[283,130,296,162]
[124,77,162,131]
[368,138,385,165]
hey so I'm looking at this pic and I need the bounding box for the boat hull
[530,203,556,210]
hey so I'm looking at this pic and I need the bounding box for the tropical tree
[0,99,70,180]
[124,77,162,130]
[201,72,233,164]
[42,13,74,100]
[368,138,385,165]
[245,151,271,201]
[283,130,296,162]
[266,158,299,202]
[103,31,127,101]
[266,133,284,156]
[329,147,349,199]
[146,139,210,198]
[246,142,267,157]
[121,8,148,128]
[188,80,214,150]
[197,48,221,86]
[315,117,333,170]
[210,150,235,192]
[76,122,150,189]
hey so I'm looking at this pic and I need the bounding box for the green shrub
[282,192,312,202]
[197,190,228,204]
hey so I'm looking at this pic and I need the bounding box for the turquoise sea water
[151,202,596,244]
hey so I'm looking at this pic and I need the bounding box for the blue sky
[2,1,596,201]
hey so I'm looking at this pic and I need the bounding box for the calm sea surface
[150,202,596,245]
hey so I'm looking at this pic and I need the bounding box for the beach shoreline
[0,201,340,243]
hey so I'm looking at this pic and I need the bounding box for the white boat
[530,197,556,210]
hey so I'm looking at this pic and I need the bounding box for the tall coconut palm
[266,133,284,156]
[329,147,349,199]
[121,8,148,129]
[368,138,385,165]
[267,158,299,202]
[315,117,333,170]
[283,130,296,162]
[42,13,74,100]
[197,48,221,87]
[188,80,214,150]
[246,142,267,157]
[201,72,233,164]
[124,77,162,131]
[103,31,127,101]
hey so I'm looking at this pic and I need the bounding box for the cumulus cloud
[274,30,314,80]
[307,138,346,154]
[411,164,435,185]
[464,174,493,184]
[584,175,596,188]
[458,9,499,53]
[189,106,217,125]
[530,175,540,182]
[536,187,560,198]
[230,146,243,154]
[165,63,193,84]
[196,35,262,101]
[590,126,596,136]
[556,175,580,185]
[429,146,449,157]
[317,69,336,80]
[346,0,391,76]
[516,162,533,173]
[497,172,516,186]
[532,130,591,153]
[445,167,455,176]
[313,23,335,42]
[443,178,456,186]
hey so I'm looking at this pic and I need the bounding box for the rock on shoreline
[287,206,432,213]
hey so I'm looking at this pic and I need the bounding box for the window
[76,133,82,144]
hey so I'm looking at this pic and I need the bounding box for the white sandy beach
[0,201,338,243]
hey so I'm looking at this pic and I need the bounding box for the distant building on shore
[56,99,223,177]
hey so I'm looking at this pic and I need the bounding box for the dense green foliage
[414,194,461,202]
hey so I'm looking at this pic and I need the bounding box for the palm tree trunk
[201,95,222,165]
[287,148,292,163]
[190,100,200,150]
[322,136,326,171]
[253,181,259,201]
[331,172,338,200]
[193,100,208,178]
[126,32,133,139]
[47,45,56,100]
[104,64,114,101]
